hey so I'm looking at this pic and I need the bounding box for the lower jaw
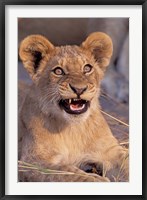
[63,107,88,115]
[63,108,90,121]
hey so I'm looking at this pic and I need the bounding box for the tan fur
[19,32,128,182]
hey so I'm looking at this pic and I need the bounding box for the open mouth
[59,98,90,114]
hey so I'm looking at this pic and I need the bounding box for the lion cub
[19,32,128,182]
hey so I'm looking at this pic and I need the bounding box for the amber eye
[83,64,93,74]
[53,67,65,75]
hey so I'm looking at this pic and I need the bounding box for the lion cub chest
[32,120,94,166]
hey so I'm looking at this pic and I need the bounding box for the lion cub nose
[69,84,87,96]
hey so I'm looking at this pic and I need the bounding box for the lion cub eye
[83,64,93,74]
[53,67,65,76]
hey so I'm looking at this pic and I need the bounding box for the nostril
[69,84,87,96]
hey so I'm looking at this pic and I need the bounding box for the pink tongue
[71,104,78,108]
[70,104,84,111]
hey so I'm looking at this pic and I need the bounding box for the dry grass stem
[18,161,97,181]
[101,110,129,127]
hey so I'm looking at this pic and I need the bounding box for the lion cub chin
[19,32,128,182]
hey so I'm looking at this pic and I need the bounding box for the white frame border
[5,5,142,195]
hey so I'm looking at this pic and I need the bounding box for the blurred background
[18,18,129,143]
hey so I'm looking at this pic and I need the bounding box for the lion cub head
[19,32,113,120]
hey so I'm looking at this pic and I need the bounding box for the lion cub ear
[81,32,113,71]
[19,35,54,81]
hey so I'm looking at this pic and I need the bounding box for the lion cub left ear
[19,35,54,81]
[81,32,113,71]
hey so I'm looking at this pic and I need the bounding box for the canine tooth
[69,99,71,104]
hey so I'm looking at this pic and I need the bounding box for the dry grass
[101,110,129,127]
[18,161,102,182]
[18,149,129,182]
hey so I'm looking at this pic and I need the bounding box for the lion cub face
[19,32,113,120]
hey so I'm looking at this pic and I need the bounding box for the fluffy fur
[19,32,128,182]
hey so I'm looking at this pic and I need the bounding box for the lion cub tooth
[69,99,71,104]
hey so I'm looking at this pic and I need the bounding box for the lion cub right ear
[19,35,54,81]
